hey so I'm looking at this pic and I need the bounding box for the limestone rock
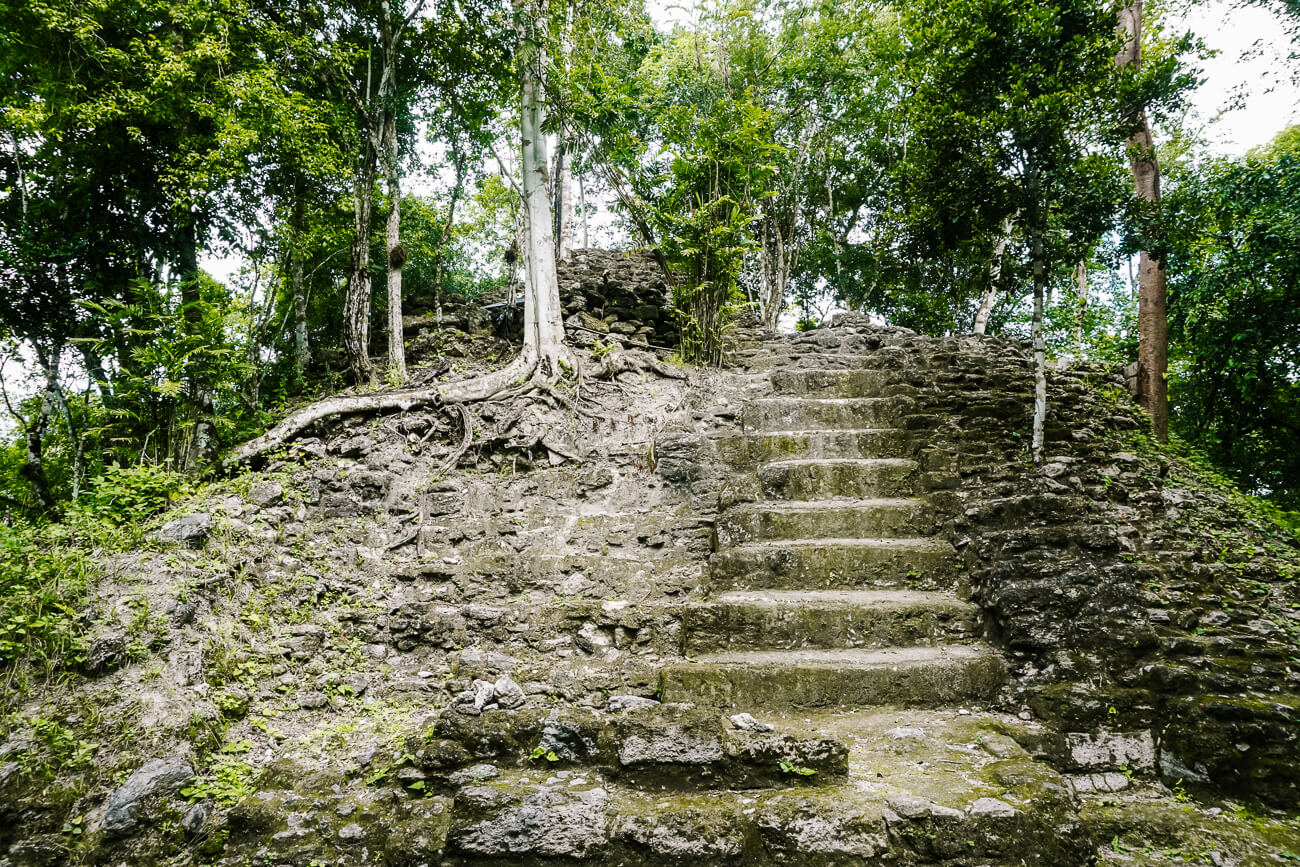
[103,756,193,836]
[247,480,284,507]
[729,712,775,733]
[607,695,660,712]
[156,513,212,548]
[451,780,610,858]
[616,706,724,767]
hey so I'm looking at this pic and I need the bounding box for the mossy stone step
[716,498,932,545]
[732,350,882,371]
[768,368,901,397]
[743,397,909,432]
[709,537,958,591]
[716,428,911,464]
[681,589,980,653]
[659,645,1007,710]
[444,705,1096,865]
[757,458,917,500]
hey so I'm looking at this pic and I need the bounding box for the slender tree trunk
[51,379,85,503]
[177,212,201,321]
[382,111,406,383]
[1117,0,1169,441]
[78,345,113,401]
[553,138,570,260]
[1074,259,1089,360]
[517,0,565,370]
[345,144,377,384]
[1027,176,1047,463]
[762,223,795,333]
[21,351,59,512]
[579,171,588,249]
[290,180,311,380]
[175,211,216,469]
[973,214,1016,335]
[433,155,465,324]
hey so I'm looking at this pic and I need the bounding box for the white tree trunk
[1074,259,1088,360]
[1029,218,1047,463]
[382,112,406,382]
[579,172,588,249]
[518,0,565,371]
[973,214,1016,335]
[557,149,576,259]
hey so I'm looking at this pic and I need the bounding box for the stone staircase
[662,348,1007,712]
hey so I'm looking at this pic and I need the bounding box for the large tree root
[222,346,688,470]
[589,348,687,381]
[222,355,534,468]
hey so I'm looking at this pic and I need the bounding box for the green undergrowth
[0,462,261,696]
[1093,382,1300,549]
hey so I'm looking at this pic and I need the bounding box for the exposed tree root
[589,348,687,381]
[222,344,688,470]
[433,402,474,475]
[222,354,534,468]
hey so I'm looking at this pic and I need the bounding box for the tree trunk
[433,154,465,324]
[1074,259,1089,360]
[290,179,311,380]
[1027,177,1047,463]
[555,139,576,260]
[20,350,59,512]
[382,111,406,383]
[1117,0,1169,441]
[579,171,588,249]
[517,0,565,371]
[175,210,217,469]
[177,210,201,319]
[345,144,377,385]
[759,216,791,333]
[51,378,84,503]
[973,213,1016,335]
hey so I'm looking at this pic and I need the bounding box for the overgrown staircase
[662,345,1007,710]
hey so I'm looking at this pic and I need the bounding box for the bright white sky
[1171,0,1300,155]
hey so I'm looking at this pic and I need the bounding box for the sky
[1172,0,1300,155]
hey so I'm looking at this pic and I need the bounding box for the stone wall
[558,248,677,351]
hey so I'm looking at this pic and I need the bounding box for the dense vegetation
[0,0,1297,519]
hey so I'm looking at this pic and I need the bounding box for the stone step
[721,428,911,463]
[659,645,1007,710]
[743,397,908,432]
[734,351,881,371]
[716,498,932,545]
[758,458,917,500]
[681,590,980,653]
[709,537,958,591]
[768,368,900,397]
[443,709,1093,865]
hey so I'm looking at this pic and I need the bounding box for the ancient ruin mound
[3,316,1300,865]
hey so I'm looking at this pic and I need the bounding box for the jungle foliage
[0,0,1297,518]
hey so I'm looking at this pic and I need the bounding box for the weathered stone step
[716,498,932,545]
[716,428,911,464]
[710,537,958,591]
[659,645,1007,710]
[682,590,980,653]
[443,706,1093,865]
[768,368,900,397]
[758,458,917,499]
[732,349,880,370]
[743,397,908,432]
